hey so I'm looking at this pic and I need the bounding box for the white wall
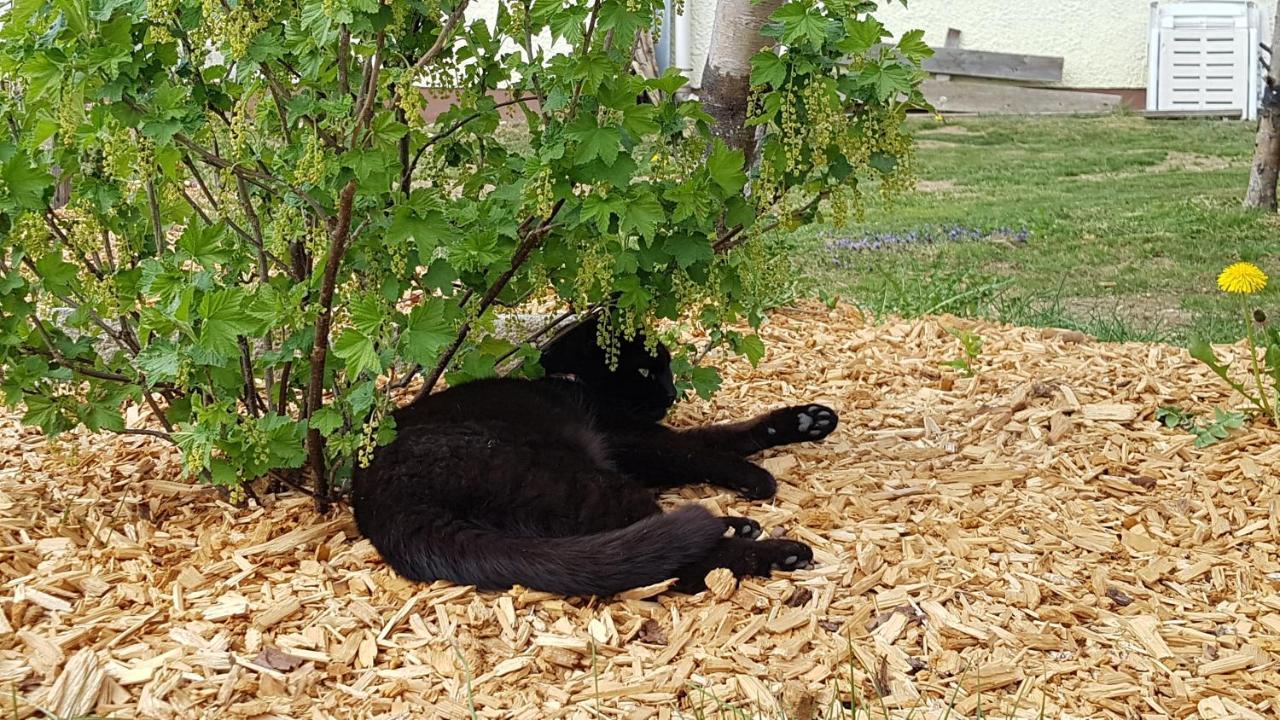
[462,0,1274,91]
[866,0,1153,88]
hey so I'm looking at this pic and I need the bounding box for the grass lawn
[790,113,1280,344]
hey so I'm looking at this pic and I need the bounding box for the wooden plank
[924,47,1063,84]
[922,80,1121,116]
[934,29,963,82]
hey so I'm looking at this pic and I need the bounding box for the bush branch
[408,0,472,82]
[304,180,358,511]
[411,199,565,403]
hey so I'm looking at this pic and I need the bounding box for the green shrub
[0,0,927,504]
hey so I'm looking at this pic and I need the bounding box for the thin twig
[174,133,331,220]
[175,184,213,225]
[182,155,221,211]
[21,325,136,385]
[260,64,295,145]
[145,180,166,254]
[99,228,117,272]
[266,469,320,499]
[713,191,827,253]
[407,0,472,82]
[276,361,293,415]
[350,31,387,149]
[45,211,105,280]
[567,0,605,116]
[110,428,174,442]
[238,337,264,417]
[142,391,175,433]
[401,95,539,190]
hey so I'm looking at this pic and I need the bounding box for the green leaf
[309,406,345,434]
[177,221,230,268]
[450,230,506,272]
[573,153,637,187]
[402,300,458,367]
[841,17,886,54]
[622,191,663,240]
[735,334,766,367]
[445,350,498,386]
[869,151,898,174]
[665,233,714,269]
[34,253,79,295]
[388,208,451,259]
[581,193,623,233]
[771,3,830,48]
[136,341,182,384]
[621,104,660,137]
[706,141,748,195]
[84,400,125,433]
[646,69,688,95]
[858,62,916,102]
[597,0,645,39]
[567,118,621,166]
[1,150,52,210]
[665,182,712,224]
[750,51,787,88]
[209,458,239,486]
[22,394,70,436]
[350,295,387,337]
[724,195,754,231]
[690,366,722,400]
[332,329,381,376]
[256,413,308,468]
[897,29,934,62]
[1215,408,1245,429]
[198,289,256,357]
[1189,337,1231,378]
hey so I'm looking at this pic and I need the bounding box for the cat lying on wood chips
[352,317,837,596]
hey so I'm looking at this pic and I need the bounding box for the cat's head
[540,316,677,422]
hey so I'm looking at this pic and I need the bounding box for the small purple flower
[824,223,1034,266]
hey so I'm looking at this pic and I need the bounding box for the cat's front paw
[723,465,776,500]
[760,404,838,446]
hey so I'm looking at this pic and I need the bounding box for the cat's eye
[638,368,650,378]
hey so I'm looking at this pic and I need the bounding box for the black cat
[350,317,838,596]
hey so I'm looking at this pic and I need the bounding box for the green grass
[791,114,1280,343]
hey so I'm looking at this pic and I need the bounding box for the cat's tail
[384,505,726,597]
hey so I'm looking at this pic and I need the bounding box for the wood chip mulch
[3,302,1279,719]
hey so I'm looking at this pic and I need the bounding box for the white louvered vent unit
[1147,1,1262,120]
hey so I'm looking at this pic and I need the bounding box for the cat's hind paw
[725,465,777,500]
[755,539,814,572]
[722,516,761,539]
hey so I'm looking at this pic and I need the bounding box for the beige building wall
[466,0,1274,91]
[687,0,1275,90]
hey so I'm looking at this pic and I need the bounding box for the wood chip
[1082,403,1140,421]
[704,569,736,600]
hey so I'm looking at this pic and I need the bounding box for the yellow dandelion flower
[1217,262,1268,295]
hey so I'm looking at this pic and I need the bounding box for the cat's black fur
[351,316,838,597]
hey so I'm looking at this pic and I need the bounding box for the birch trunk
[698,0,784,166]
[1244,3,1280,210]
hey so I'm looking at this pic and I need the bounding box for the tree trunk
[1244,3,1280,210]
[699,0,783,166]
